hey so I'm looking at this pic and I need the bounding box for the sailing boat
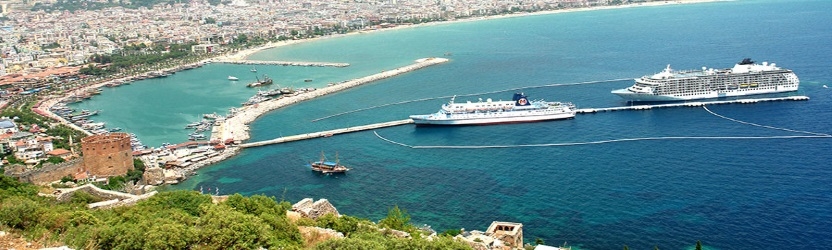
[250,66,257,72]
[310,151,350,174]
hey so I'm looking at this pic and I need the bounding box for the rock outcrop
[292,198,340,219]
[142,167,165,185]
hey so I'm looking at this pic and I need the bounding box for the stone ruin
[455,221,525,250]
[291,198,340,219]
[142,166,184,185]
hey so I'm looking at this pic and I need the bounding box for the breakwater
[576,96,810,113]
[211,57,449,144]
[213,59,350,67]
[239,119,414,148]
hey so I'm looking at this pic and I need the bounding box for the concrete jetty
[213,59,350,67]
[234,95,810,148]
[211,57,449,144]
[576,96,809,113]
[240,119,414,148]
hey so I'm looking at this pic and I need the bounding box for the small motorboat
[228,76,239,81]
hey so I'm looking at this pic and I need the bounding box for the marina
[210,57,450,145]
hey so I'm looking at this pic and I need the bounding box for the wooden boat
[310,151,350,174]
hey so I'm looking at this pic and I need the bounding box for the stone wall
[55,183,136,202]
[81,133,133,177]
[4,158,84,185]
[55,183,157,209]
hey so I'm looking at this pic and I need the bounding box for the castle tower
[80,133,133,177]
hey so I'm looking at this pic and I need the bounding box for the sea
[68,0,832,249]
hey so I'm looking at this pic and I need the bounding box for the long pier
[239,119,414,148]
[237,95,810,148]
[576,96,809,113]
[213,59,350,67]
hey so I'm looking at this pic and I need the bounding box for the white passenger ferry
[612,58,800,102]
[409,93,576,125]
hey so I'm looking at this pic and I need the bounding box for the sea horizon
[71,0,832,248]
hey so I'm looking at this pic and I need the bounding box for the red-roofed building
[47,148,73,160]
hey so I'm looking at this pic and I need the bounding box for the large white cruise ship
[409,93,576,125]
[612,58,800,102]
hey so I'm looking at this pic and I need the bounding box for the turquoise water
[74,0,832,248]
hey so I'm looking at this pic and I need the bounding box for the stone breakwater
[211,57,449,144]
[213,59,350,67]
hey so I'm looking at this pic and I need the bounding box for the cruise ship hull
[612,85,799,102]
[614,59,800,102]
[410,112,575,125]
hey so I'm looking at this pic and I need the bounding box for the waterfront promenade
[210,57,449,144]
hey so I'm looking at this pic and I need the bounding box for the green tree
[0,174,38,196]
[535,237,545,245]
[5,154,23,164]
[47,155,66,164]
[144,223,195,250]
[60,175,74,183]
[0,196,42,230]
[197,205,271,249]
[379,205,412,231]
[139,190,212,216]
[696,240,703,250]
[440,228,462,237]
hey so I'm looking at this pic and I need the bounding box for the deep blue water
[80,0,832,248]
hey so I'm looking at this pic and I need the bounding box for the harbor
[210,57,450,144]
[236,95,813,147]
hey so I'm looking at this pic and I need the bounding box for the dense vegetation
[81,42,202,76]
[0,175,473,249]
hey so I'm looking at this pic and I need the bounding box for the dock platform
[576,96,809,114]
[239,119,414,148]
[236,95,809,148]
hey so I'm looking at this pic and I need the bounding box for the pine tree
[696,240,703,250]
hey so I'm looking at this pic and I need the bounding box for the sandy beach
[213,0,728,63]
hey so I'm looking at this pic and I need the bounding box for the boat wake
[373,106,832,149]
[310,78,631,122]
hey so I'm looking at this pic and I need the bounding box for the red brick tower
[80,133,134,177]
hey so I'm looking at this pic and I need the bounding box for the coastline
[31,0,725,178]
[211,0,727,63]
